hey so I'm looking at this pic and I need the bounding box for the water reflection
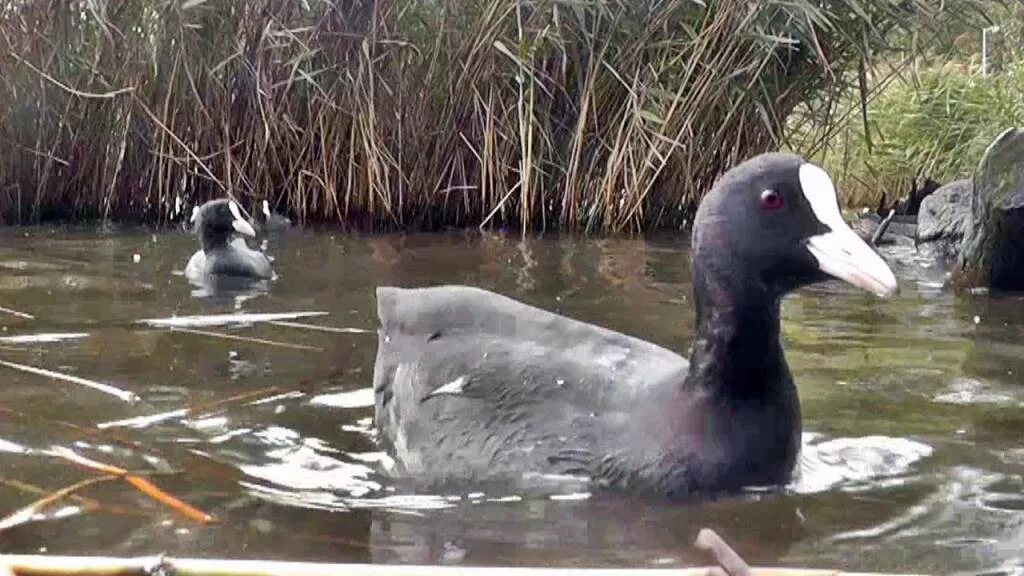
[0,228,1019,573]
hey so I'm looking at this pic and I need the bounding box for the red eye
[760,189,783,210]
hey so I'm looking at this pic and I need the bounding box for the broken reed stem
[0,475,116,533]
[0,360,138,403]
[45,447,216,524]
[10,54,135,100]
[0,477,152,520]
[267,320,373,334]
[870,209,895,246]
[97,386,286,429]
[0,306,34,320]
[168,327,324,351]
[0,406,143,450]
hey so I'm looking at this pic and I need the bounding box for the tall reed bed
[0,0,981,232]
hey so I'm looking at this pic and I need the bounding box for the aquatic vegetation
[793,1,1024,207]
[0,0,986,232]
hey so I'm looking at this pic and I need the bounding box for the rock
[954,127,1024,290]
[915,178,972,259]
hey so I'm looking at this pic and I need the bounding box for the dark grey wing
[372,285,688,486]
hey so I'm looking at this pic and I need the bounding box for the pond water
[0,225,1021,575]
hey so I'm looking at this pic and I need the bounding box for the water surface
[0,226,1020,574]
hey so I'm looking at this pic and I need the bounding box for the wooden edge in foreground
[0,555,929,576]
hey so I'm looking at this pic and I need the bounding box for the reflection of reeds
[0,1,965,231]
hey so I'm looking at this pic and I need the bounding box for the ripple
[933,377,1020,406]
[549,492,591,501]
[241,481,458,513]
[238,443,382,497]
[793,433,933,494]
[311,387,374,409]
[980,495,1024,512]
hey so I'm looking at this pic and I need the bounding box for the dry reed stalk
[0,475,116,533]
[167,327,324,351]
[0,0,985,230]
[44,447,216,524]
[0,360,138,403]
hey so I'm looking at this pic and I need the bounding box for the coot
[371,153,898,498]
[256,199,292,233]
[185,198,273,283]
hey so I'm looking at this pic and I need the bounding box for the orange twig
[46,447,216,524]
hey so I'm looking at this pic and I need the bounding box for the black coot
[185,198,273,283]
[256,199,292,233]
[371,153,898,498]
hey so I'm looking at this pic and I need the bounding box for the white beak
[228,201,257,237]
[806,229,898,297]
[799,164,898,298]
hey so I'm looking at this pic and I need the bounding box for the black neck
[684,262,790,403]
[200,230,231,251]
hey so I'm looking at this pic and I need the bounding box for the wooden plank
[0,555,929,576]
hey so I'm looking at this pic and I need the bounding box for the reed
[791,1,1024,207]
[0,0,984,232]
[808,59,1024,207]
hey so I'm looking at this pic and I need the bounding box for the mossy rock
[954,128,1024,290]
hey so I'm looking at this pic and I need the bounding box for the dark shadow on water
[367,493,807,567]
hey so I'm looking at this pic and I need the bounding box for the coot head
[191,198,257,250]
[693,152,897,298]
[257,199,292,230]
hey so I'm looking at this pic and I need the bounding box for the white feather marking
[228,199,243,221]
[798,163,845,231]
[228,200,257,237]
[429,375,467,397]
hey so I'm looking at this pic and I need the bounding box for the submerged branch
[168,327,323,351]
[44,447,216,524]
[0,476,115,533]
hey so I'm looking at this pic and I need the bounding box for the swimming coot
[371,153,898,498]
[185,198,273,283]
[256,199,292,233]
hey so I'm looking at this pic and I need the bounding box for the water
[0,226,1021,574]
